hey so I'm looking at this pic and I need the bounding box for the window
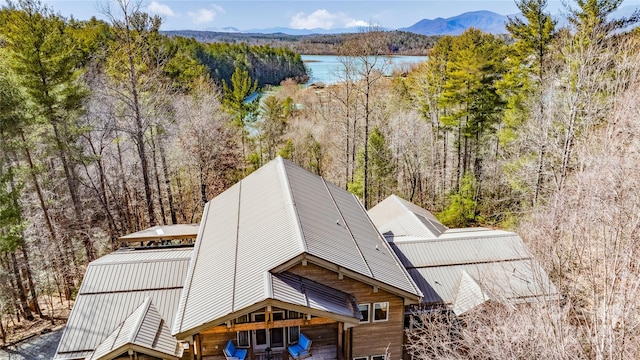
[353,357,368,360]
[372,355,385,360]
[237,330,250,347]
[236,315,250,348]
[288,310,303,319]
[373,302,389,322]
[358,304,370,323]
[288,326,300,344]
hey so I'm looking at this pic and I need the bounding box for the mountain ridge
[401,10,511,35]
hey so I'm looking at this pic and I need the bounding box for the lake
[301,54,427,85]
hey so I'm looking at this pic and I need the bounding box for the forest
[1,0,640,358]
[163,30,439,56]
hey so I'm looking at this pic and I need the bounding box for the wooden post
[337,322,344,360]
[344,328,352,360]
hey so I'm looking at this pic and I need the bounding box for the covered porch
[193,307,353,360]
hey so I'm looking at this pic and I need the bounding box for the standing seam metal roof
[271,272,361,322]
[54,248,192,360]
[369,195,558,309]
[173,157,420,337]
[368,195,447,240]
[88,297,180,360]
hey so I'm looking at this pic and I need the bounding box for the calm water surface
[301,54,427,85]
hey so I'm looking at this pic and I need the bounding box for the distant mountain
[401,10,510,35]
[243,27,375,35]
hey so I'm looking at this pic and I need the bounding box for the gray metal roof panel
[80,259,190,293]
[409,259,557,305]
[54,351,94,360]
[452,271,492,315]
[89,298,149,360]
[325,183,420,296]
[368,195,446,239]
[390,234,530,269]
[173,188,239,334]
[89,298,180,360]
[174,159,304,335]
[271,272,360,321]
[56,248,190,359]
[118,224,199,241]
[56,289,183,357]
[174,158,421,337]
[91,248,193,264]
[284,161,371,276]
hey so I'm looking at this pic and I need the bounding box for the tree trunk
[150,127,167,225]
[20,244,41,317]
[10,252,34,321]
[159,137,177,224]
[20,134,75,301]
[50,122,95,262]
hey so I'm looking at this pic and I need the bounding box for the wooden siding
[287,263,405,360]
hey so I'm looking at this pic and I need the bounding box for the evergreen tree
[222,66,260,168]
[0,0,95,260]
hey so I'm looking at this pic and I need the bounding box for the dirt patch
[1,296,73,347]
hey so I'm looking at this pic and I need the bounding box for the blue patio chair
[288,333,312,359]
[224,340,248,360]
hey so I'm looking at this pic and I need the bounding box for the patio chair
[224,340,248,360]
[287,333,312,359]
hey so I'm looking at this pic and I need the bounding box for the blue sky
[9,0,639,31]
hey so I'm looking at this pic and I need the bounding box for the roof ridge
[393,195,444,237]
[322,178,372,278]
[279,157,308,254]
[394,232,518,245]
[130,297,153,344]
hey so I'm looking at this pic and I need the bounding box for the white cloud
[212,4,225,14]
[289,9,368,29]
[147,1,175,17]
[188,8,217,24]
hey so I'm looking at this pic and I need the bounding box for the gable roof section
[89,297,181,360]
[271,272,361,324]
[54,248,192,360]
[369,195,558,310]
[173,157,420,338]
[368,195,447,240]
[452,271,493,316]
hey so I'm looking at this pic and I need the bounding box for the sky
[7,0,639,31]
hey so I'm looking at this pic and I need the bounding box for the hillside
[163,30,439,55]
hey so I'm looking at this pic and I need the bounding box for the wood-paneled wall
[287,263,405,360]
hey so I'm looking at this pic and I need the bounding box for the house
[368,195,558,315]
[54,157,556,360]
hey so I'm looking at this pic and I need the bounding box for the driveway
[0,328,63,360]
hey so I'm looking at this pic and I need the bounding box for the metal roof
[118,224,199,242]
[173,157,420,337]
[407,259,557,305]
[389,234,530,269]
[369,195,558,311]
[88,298,181,360]
[368,195,447,240]
[54,248,192,360]
[271,272,361,323]
[452,271,493,315]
